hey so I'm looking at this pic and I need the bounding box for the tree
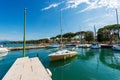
[50,37,56,43]
[75,31,86,44]
[97,24,120,44]
[38,38,49,43]
[84,31,94,43]
[63,32,75,42]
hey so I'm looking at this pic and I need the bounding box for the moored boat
[48,50,77,61]
[46,43,60,49]
[0,45,9,53]
[77,44,90,48]
[112,45,120,50]
[48,9,77,61]
[91,42,101,49]
[112,9,120,51]
[90,25,101,49]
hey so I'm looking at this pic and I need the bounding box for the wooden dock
[2,57,52,80]
[8,46,46,51]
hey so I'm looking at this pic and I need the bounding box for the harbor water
[0,48,120,80]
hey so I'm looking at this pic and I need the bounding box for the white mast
[116,9,119,25]
[116,9,120,42]
[94,25,97,42]
[60,9,63,47]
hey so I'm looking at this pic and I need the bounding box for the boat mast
[116,9,119,25]
[94,25,97,42]
[116,9,120,43]
[60,9,63,47]
[23,8,26,57]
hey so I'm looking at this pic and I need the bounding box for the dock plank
[2,57,52,80]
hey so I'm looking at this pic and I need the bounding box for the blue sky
[0,0,120,41]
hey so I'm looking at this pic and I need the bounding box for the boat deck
[2,57,52,80]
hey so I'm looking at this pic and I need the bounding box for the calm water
[0,48,120,80]
[4,43,39,47]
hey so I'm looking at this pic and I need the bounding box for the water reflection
[78,48,101,60]
[100,49,120,70]
[0,52,8,60]
[49,56,78,68]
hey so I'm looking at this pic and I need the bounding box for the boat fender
[46,68,52,76]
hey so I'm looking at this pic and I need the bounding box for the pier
[8,46,46,51]
[2,57,52,80]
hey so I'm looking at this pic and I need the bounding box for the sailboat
[48,10,77,61]
[112,9,120,51]
[91,25,101,49]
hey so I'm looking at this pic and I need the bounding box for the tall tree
[84,31,94,43]
[97,24,120,43]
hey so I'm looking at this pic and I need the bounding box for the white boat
[48,50,77,61]
[112,9,120,51]
[46,44,60,49]
[0,52,8,57]
[112,45,120,50]
[0,52,8,60]
[91,43,101,49]
[77,44,90,48]
[48,10,77,61]
[0,45,9,53]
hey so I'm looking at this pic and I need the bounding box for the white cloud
[42,0,120,12]
[84,13,114,23]
[41,2,64,11]
[80,0,120,13]
[62,0,90,10]
[82,11,117,31]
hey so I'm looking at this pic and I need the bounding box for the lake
[0,48,120,80]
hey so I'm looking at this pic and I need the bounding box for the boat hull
[77,44,90,48]
[49,52,77,61]
[90,43,101,49]
[91,46,101,49]
[0,48,9,53]
[112,45,120,51]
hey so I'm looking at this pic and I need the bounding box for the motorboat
[0,45,9,53]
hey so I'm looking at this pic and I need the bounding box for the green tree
[75,31,86,44]
[63,32,75,42]
[97,24,120,43]
[84,31,94,43]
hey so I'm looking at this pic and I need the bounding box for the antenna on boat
[60,9,63,48]
[23,8,26,57]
